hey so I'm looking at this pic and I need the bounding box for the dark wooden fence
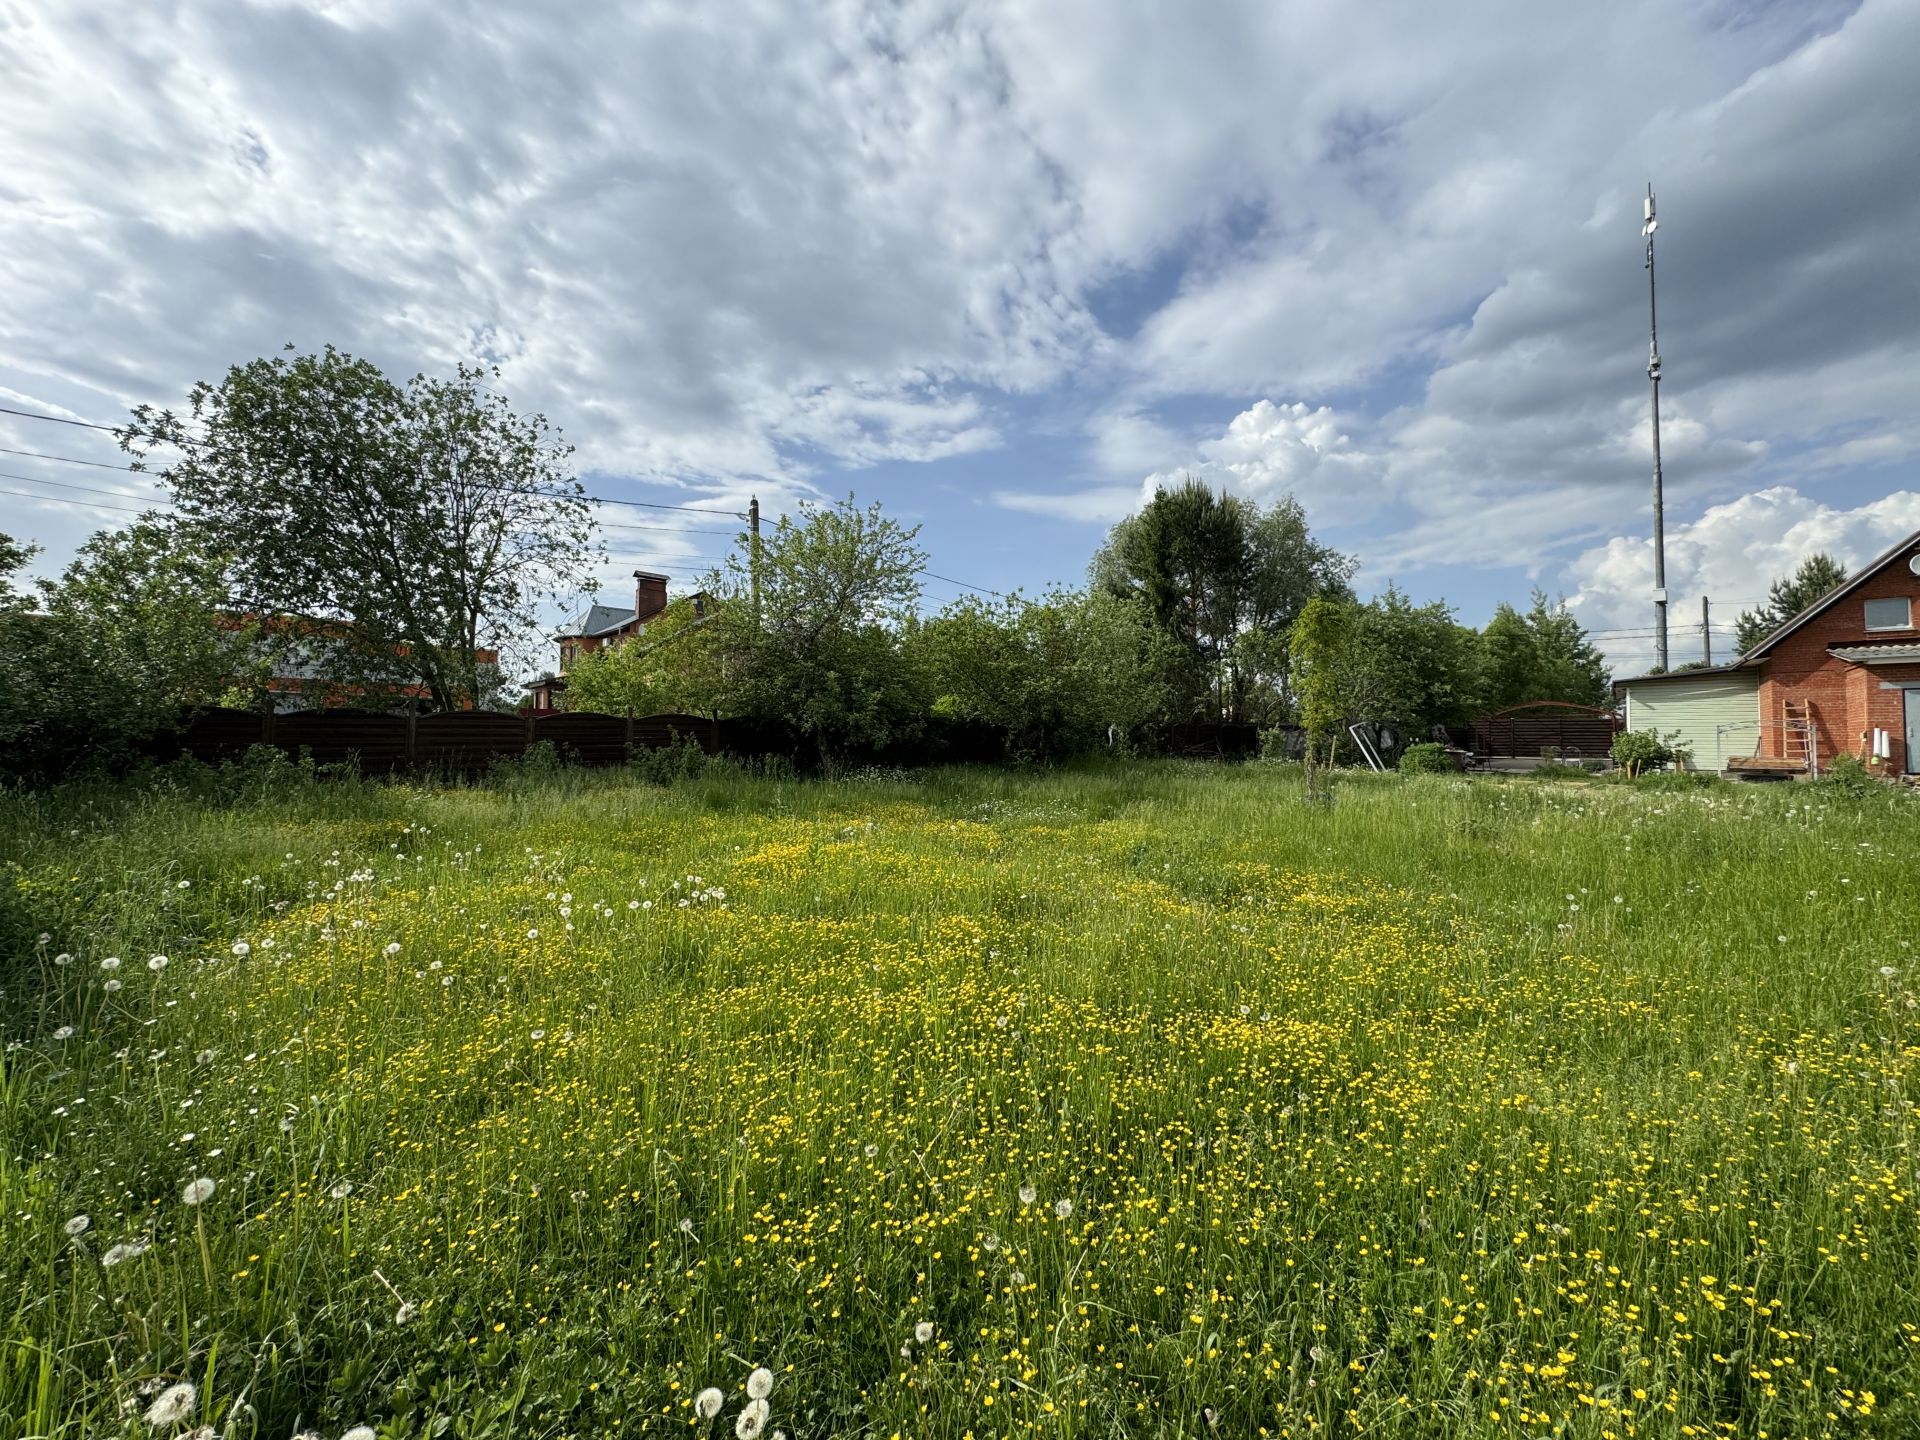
[154,708,1288,774]
[1470,704,1621,759]
[157,708,732,775]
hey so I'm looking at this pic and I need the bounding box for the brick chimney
[633,570,669,623]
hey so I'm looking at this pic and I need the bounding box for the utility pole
[747,495,762,626]
[1701,594,1711,666]
[1644,183,1669,671]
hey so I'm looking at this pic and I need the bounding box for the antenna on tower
[1644,182,1669,671]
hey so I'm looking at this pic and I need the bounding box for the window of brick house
[1864,597,1913,632]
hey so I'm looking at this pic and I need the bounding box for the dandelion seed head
[746,1366,774,1400]
[1054,1198,1073,1219]
[102,1237,150,1266]
[384,942,402,956]
[148,955,169,971]
[329,1181,354,1201]
[64,1214,90,1236]
[1018,1183,1036,1205]
[694,1386,725,1419]
[914,1320,934,1344]
[181,1176,216,1205]
[143,1380,196,1427]
[100,956,121,971]
[52,1025,75,1041]
[341,1427,377,1440]
[736,1398,770,1440]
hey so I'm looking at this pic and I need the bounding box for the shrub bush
[1821,753,1875,797]
[628,733,730,785]
[1610,728,1688,778]
[1397,742,1455,775]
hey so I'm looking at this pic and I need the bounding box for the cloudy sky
[2,0,1917,676]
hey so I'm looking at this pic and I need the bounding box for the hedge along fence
[156,708,730,775]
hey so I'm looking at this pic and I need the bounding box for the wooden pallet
[1726,755,1805,774]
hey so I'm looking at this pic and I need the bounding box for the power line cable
[0,484,154,516]
[0,445,136,471]
[0,403,125,434]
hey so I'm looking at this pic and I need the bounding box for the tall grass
[1,760,1915,1438]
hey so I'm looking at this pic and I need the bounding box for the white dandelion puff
[329,1181,354,1201]
[1018,1183,1036,1205]
[195,1050,215,1066]
[679,1217,696,1235]
[231,940,250,957]
[100,956,121,971]
[395,1300,419,1325]
[181,1176,216,1205]
[736,1397,770,1440]
[914,1320,934,1345]
[1009,1269,1025,1286]
[384,942,402,956]
[102,1237,150,1266]
[54,952,73,965]
[341,1427,376,1440]
[863,1144,878,1158]
[746,1367,774,1400]
[1879,965,1898,978]
[529,1029,546,1041]
[144,1380,197,1427]
[1054,1198,1073,1219]
[526,928,539,940]
[694,1386,725,1420]
[148,954,170,971]
[64,1214,90,1236]
[104,978,123,993]
[52,1025,75,1041]
[981,1232,999,1252]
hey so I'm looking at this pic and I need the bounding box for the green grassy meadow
[2,761,1917,1439]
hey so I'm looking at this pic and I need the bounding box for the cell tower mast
[1644,183,1669,671]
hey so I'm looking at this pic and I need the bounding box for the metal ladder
[1782,698,1818,775]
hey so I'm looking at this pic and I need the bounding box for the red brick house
[526,570,681,712]
[1615,527,1920,775]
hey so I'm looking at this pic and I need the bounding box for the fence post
[524,710,535,758]
[406,709,418,769]
[260,689,276,748]
[625,708,634,753]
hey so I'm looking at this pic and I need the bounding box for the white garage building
[1612,665,1762,772]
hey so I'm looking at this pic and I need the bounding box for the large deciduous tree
[708,495,929,766]
[1733,552,1849,656]
[1093,479,1352,724]
[907,588,1176,760]
[1478,591,1610,708]
[121,345,597,710]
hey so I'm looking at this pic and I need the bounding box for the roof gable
[1740,527,1920,661]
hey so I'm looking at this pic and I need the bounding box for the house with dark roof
[525,571,689,711]
[1613,527,1920,776]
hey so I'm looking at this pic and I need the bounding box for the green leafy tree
[706,495,927,767]
[1348,588,1483,739]
[1094,480,1352,724]
[0,520,259,780]
[560,595,726,717]
[1478,591,1610,710]
[1734,552,1849,655]
[1289,596,1355,778]
[120,344,598,711]
[908,588,1175,759]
